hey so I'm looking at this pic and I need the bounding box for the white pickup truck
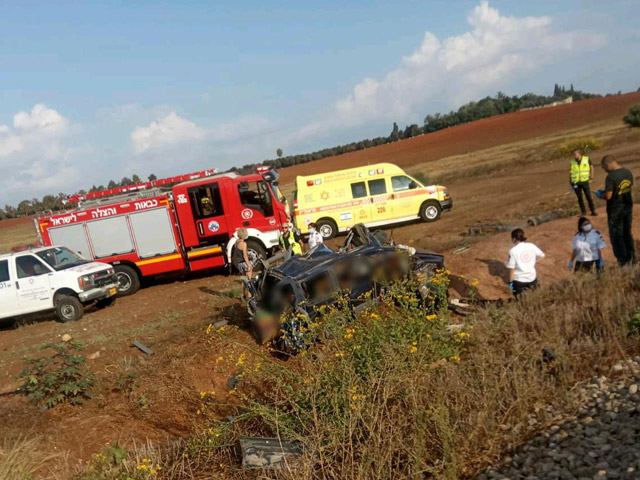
[0,246,118,323]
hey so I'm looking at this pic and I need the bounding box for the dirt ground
[1,96,639,475]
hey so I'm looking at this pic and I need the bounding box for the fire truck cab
[36,168,289,297]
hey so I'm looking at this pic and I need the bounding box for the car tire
[245,239,267,272]
[55,295,84,323]
[420,201,442,223]
[114,265,140,296]
[96,296,117,309]
[317,218,338,240]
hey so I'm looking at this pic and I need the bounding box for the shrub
[556,137,604,156]
[19,341,94,409]
[623,104,640,127]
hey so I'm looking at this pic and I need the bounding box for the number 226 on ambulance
[293,163,452,239]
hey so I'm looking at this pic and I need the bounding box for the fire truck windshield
[36,247,89,271]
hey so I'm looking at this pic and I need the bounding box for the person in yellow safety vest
[279,223,304,255]
[570,149,597,217]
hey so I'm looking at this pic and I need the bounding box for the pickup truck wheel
[114,265,140,296]
[420,200,442,223]
[245,240,267,272]
[317,219,338,240]
[55,295,84,323]
[96,296,117,309]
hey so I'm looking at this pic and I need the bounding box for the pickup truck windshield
[36,247,89,271]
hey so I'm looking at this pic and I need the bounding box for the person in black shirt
[596,155,635,266]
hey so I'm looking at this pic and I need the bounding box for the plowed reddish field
[279,92,640,184]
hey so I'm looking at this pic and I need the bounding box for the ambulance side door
[0,259,19,317]
[349,180,372,224]
[390,175,421,217]
[367,178,392,222]
[187,181,230,245]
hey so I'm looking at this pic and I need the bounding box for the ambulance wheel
[114,265,140,297]
[420,201,441,223]
[246,240,267,271]
[317,219,338,240]
[55,295,84,323]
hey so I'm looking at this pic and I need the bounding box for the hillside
[278,92,640,185]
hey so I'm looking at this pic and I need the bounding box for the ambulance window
[238,181,274,217]
[0,260,9,282]
[188,183,224,219]
[391,175,418,192]
[16,256,50,279]
[350,182,368,199]
[368,179,387,195]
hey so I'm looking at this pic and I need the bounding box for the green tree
[120,177,132,186]
[276,148,283,158]
[132,174,141,184]
[148,173,157,182]
[107,180,118,189]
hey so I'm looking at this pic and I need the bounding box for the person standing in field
[569,217,606,272]
[570,149,597,217]
[596,155,635,266]
[307,222,324,249]
[232,228,253,278]
[279,222,304,255]
[506,228,545,298]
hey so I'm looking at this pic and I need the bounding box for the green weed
[19,341,94,409]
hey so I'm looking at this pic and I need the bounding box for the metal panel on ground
[48,224,92,259]
[129,208,178,258]
[86,216,134,258]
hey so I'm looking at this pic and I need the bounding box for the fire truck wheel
[419,200,442,223]
[55,295,84,323]
[317,218,338,240]
[96,296,117,309]
[245,240,267,272]
[114,265,140,296]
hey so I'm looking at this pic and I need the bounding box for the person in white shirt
[569,217,606,272]
[506,228,545,298]
[307,222,324,250]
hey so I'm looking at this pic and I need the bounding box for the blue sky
[0,0,638,204]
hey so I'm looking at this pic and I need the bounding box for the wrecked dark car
[243,224,445,353]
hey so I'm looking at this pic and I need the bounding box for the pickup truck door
[14,255,54,314]
[0,259,19,317]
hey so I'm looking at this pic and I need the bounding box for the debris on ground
[239,436,303,469]
[61,334,72,342]
[131,341,154,355]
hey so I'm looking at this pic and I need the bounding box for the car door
[349,180,372,224]
[235,179,279,232]
[187,181,230,246]
[367,178,392,222]
[0,259,19,317]
[14,255,54,313]
[390,174,421,217]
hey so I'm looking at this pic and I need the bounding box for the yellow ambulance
[293,163,452,239]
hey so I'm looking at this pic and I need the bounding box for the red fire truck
[34,168,289,296]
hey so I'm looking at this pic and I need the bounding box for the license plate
[109,288,117,296]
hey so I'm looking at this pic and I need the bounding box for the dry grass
[0,435,67,480]
[69,267,640,480]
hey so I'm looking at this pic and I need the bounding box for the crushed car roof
[270,227,443,282]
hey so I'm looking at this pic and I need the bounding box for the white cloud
[0,104,82,202]
[131,112,205,154]
[311,1,606,132]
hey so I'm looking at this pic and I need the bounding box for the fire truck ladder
[66,168,219,205]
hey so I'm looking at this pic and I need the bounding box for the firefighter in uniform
[570,149,597,217]
[279,223,304,255]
